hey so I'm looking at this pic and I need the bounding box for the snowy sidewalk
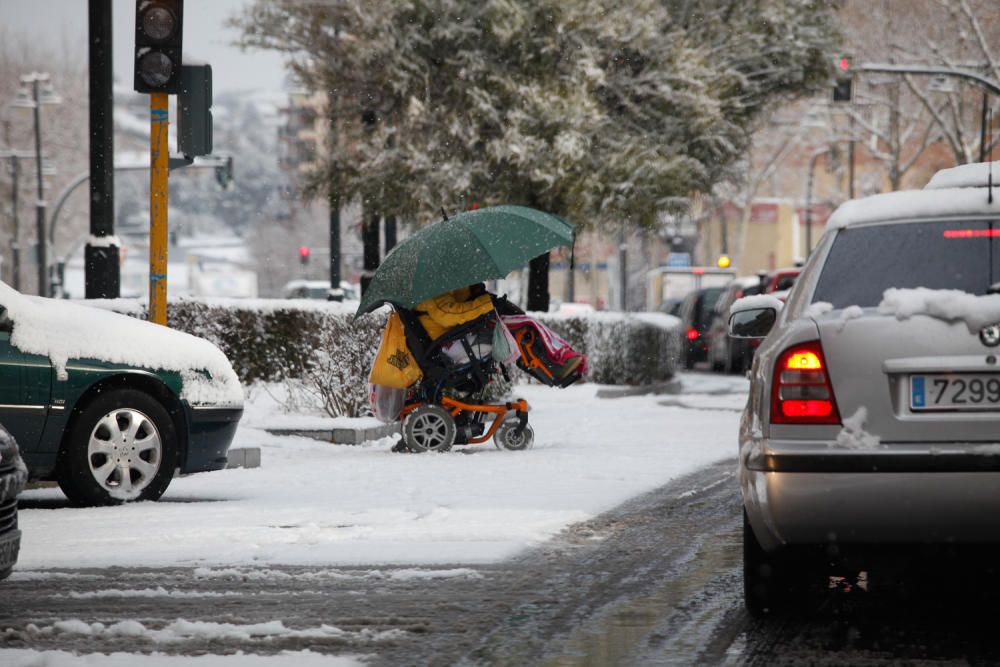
[16,373,748,571]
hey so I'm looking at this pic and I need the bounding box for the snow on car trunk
[0,281,242,406]
[814,307,1000,443]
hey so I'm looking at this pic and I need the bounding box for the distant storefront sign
[666,253,691,268]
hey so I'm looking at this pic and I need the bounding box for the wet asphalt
[5,456,1000,664]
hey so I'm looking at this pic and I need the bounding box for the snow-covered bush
[98,299,680,416]
[536,312,680,386]
[282,313,381,418]
[167,300,384,418]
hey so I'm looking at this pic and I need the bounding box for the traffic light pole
[860,63,1000,164]
[859,63,1000,96]
[149,93,169,325]
[86,0,119,299]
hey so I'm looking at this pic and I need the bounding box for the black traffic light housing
[178,64,213,158]
[832,55,854,104]
[134,0,184,94]
[215,155,233,190]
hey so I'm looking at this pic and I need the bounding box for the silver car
[730,162,1000,615]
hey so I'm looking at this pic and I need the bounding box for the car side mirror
[728,295,783,339]
[728,308,776,339]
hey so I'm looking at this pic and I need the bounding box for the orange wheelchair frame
[400,396,530,446]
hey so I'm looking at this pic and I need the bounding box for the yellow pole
[149,92,169,326]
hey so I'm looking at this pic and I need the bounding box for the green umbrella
[356,205,575,316]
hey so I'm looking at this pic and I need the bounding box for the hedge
[95,298,681,416]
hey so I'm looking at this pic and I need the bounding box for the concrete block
[226,447,262,469]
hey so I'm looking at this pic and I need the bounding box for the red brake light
[686,328,699,341]
[771,341,840,425]
[943,229,1000,238]
[786,350,822,370]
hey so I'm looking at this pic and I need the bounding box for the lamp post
[804,147,831,257]
[11,72,61,296]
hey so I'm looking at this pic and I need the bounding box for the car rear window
[813,220,994,308]
[696,288,724,328]
[773,274,798,291]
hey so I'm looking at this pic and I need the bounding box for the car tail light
[771,341,840,424]
[686,328,699,341]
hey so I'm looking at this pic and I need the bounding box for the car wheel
[58,389,179,506]
[721,343,734,374]
[709,344,725,373]
[683,350,696,370]
[743,509,802,617]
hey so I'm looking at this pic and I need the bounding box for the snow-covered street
[16,373,747,571]
[1,372,749,666]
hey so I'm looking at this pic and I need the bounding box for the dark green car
[0,283,243,506]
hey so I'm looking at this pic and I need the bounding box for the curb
[595,380,681,399]
[264,422,400,445]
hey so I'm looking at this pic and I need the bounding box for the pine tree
[235,0,838,307]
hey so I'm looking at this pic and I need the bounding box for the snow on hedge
[0,282,242,406]
[826,187,1000,231]
[878,287,1000,334]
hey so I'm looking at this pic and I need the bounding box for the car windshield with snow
[730,162,1000,616]
[0,282,243,506]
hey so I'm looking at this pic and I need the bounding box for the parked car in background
[760,267,801,301]
[729,161,1000,616]
[551,301,596,315]
[0,282,243,506]
[659,297,684,317]
[678,286,725,369]
[706,276,764,374]
[283,280,361,301]
[0,424,26,580]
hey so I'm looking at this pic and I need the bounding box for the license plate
[0,529,20,571]
[911,374,1000,411]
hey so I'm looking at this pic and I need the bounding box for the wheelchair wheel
[402,405,457,453]
[493,420,534,451]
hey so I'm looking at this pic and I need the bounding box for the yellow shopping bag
[369,311,422,389]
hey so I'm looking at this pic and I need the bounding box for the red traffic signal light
[299,246,310,265]
[832,54,854,104]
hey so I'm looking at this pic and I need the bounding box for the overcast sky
[0,0,288,94]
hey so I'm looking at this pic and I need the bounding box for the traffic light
[134,0,184,94]
[299,246,310,265]
[716,254,732,269]
[214,155,233,190]
[832,55,853,104]
[178,64,213,158]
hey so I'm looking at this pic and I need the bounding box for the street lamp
[11,72,61,296]
[803,147,833,257]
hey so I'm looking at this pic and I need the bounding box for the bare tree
[839,0,1000,188]
[0,28,89,293]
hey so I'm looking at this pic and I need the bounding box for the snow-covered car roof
[283,279,331,290]
[924,160,1000,190]
[731,275,763,288]
[826,186,1000,231]
[0,282,242,406]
